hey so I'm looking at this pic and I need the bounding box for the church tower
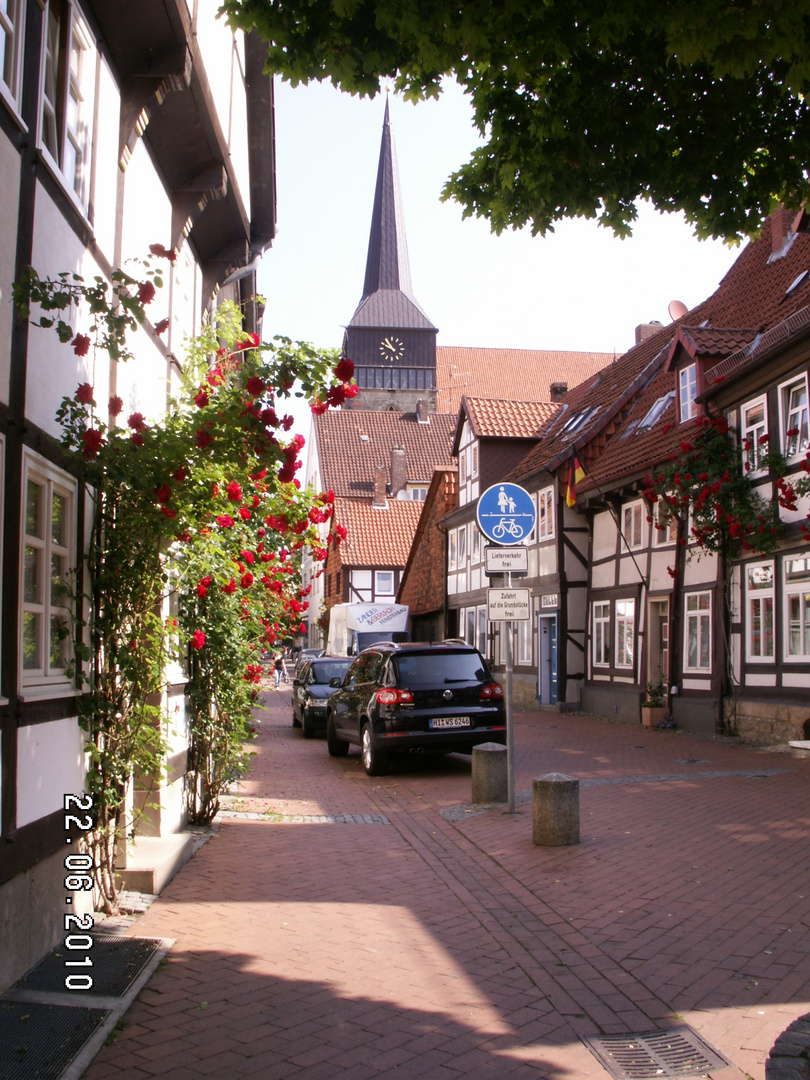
[343,99,438,412]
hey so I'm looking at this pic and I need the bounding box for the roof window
[560,405,600,437]
[639,391,676,430]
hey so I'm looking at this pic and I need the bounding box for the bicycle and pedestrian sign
[476,483,536,546]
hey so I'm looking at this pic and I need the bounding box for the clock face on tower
[379,335,405,362]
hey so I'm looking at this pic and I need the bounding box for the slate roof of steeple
[347,99,437,332]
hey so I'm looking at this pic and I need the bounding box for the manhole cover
[0,999,108,1079]
[16,936,161,998]
[581,1026,732,1079]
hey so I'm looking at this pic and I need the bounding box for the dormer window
[679,364,697,422]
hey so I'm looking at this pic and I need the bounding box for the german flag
[566,455,585,508]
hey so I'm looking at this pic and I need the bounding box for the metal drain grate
[16,936,161,998]
[0,999,108,1080]
[581,1026,732,1079]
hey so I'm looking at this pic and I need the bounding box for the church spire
[348,98,436,331]
[362,96,413,297]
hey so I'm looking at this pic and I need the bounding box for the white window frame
[741,396,768,474]
[471,442,479,478]
[374,570,394,596]
[471,523,480,563]
[20,452,77,695]
[622,501,644,551]
[615,599,635,670]
[448,529,457,571]
[457,522,466,567]
[537,486,555,541]
[476,605,487,656]
[652,498,678,547]
[459,449,466,485]
[39,0,96,213]
[783,556,810,660]
[679,363,697,422]
[516,617,532,665]
[746,561,774,662]
[465,607,476,647]
[779,374,810,460]
[592,602,610,668]
[0,0,26,114]
[684,591,712,672]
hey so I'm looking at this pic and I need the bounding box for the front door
[537,614,558,705]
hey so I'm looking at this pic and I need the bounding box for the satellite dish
[669,300,688,321]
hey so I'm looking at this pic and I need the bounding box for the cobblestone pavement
[84,687,810,1079]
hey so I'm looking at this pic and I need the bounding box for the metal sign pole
[505,571,515,814]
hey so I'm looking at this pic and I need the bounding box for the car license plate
[429,717,471,729]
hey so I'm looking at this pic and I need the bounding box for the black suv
[325,642,505,776]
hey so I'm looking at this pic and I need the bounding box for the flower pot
[641,706,665,728]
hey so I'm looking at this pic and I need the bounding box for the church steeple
[345,98,438,412]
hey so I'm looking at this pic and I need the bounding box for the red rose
[195,430,213,449]
[109,396,123,416]
[240,572,254,589]
[216,514,235,528]
[72,334,91,357]
[222,578,237,594]
[190,630,206,650]
[128,413,146,432]
[154,484,172,504]
[155,318,170,335]
[238,507,251,521]
[130,433,144,447]
[226,481,242,502]
[334,357,354,382]
[245,376,266,396]
[194,387,210,408]
[76,382,94,404]
[82,428,104,459]
[138,281,156,306]
[149,243,177,264]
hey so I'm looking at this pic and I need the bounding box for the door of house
[537,614,558,705]
[647,599,670,689]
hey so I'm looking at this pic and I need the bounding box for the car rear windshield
[311,661,351,684]
[392,651,489,687]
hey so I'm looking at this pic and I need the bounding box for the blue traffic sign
[476,483,536,545]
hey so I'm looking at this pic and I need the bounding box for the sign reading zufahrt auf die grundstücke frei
[487,588,531,621]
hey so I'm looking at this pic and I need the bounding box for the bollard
[472,742,508,804]
[532,773,580,846]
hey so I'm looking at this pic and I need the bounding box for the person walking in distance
[273,652,286,690]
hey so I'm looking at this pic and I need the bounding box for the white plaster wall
[537,545,556,577]
[16,718,85,828]
[591,562,614,589]
[650,549,677,586]
[0,131,20,407]
[196,0,250,201]
[92,57,121,263]
[120,138,172,273]
[592,511,615,560]
[28,200,110,437]
[683,548,718,585]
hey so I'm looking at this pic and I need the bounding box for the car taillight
[480,682,504,699]
[375,689,413,705]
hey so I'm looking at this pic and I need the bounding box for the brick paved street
[84,685,810,1079]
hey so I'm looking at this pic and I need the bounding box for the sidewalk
[82,691,810,1079]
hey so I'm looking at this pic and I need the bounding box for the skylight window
[786,270,810,297]
[560,406,600,436]
[639,391,676,430]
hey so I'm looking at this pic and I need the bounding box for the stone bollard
[471,742,508,804]
[532,773,580,846]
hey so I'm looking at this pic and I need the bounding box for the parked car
[294,647,324,676]
[292,657,353,738]
[325,642,505,776]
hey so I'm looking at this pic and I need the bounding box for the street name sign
[485,545,528,576]
[476,483,536,545]
[487,588,531,621]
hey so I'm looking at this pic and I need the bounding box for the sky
[257,78,744,443]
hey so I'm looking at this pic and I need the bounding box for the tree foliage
[220,0,810,240]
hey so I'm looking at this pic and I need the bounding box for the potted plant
[641,682,666,727]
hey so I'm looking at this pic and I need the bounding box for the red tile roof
[315,410,456,496]
[435,346,615,413]
[515,214,810,496]
[334,497,425,567]
[462,397,561,440]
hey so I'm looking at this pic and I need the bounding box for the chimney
[416,399,430,423]
[390,446,407,497]
[550,382,568,402]
[635,321,663,345]
[372,464,387,508]
[771,206,797,259]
